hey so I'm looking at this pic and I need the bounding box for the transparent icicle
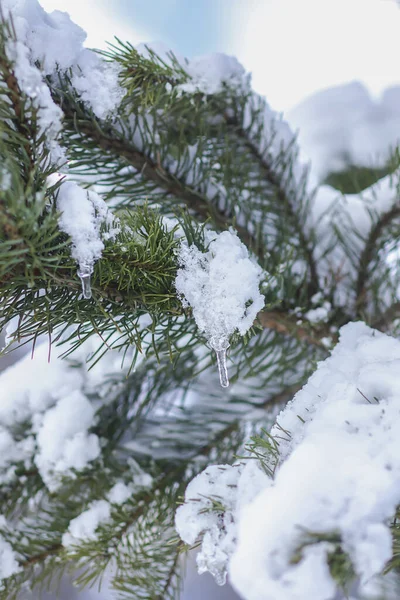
[210,336,230,388]
[77,265,93,299]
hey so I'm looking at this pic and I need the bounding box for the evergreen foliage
[1,4,400,599]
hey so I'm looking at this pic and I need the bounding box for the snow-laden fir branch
[177,323,400,599]
[1,0,400,599]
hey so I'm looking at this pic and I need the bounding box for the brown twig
[257,310,335,349]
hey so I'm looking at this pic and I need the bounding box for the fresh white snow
[63,478,151,547]
[177,322,400,600]
[33,390,101,492]
[178,53,248,96]
[56,181,119,280]
[175,229,264,344]
[0,337,129,491]
[2,0,124,166]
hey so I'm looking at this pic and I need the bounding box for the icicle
[77,265,93,299]
[210,336,230,388]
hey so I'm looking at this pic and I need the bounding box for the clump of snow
[71,51,123,120]
[179,53,248,96]
[231,322,400,600]
[2,0,124,152]
[176,464,239,585]
[177,322,400,600]
[33,390,100,491]
[5,38,64,164]
[175,229,264,345]
[107,481,134,505]
[0,517,21,581]
[0,336,130,489]
[175,462,269,586]
[304,300,331,324]
[0,342,83,427]
[56,181,119,276]
[62,499,111,546]
[63,478,151,547]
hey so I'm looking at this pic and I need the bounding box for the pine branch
[224,113,319,295]
[57,99,263,259]
[355,203,400,314]
[6,381,295,583]
[0,57,34,172]
[154,550,182,600]
[22,543,63,568]
[372,301,400,331]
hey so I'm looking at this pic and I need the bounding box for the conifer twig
[355,203,400,314]
[224,114,319,295]
[59,104,264,259]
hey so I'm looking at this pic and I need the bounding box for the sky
[229,0,400,111]
[38,0,400,113]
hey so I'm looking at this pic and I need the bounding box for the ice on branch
[177,323,400,600]
[176,229,264,341]
[175,229,264,385]
[56,181,119,298]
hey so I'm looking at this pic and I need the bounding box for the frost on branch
[177,322,400,599]
[175,229,265,385]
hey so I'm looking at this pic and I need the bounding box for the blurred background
[37,0,400,113]
[7,0,400,598]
